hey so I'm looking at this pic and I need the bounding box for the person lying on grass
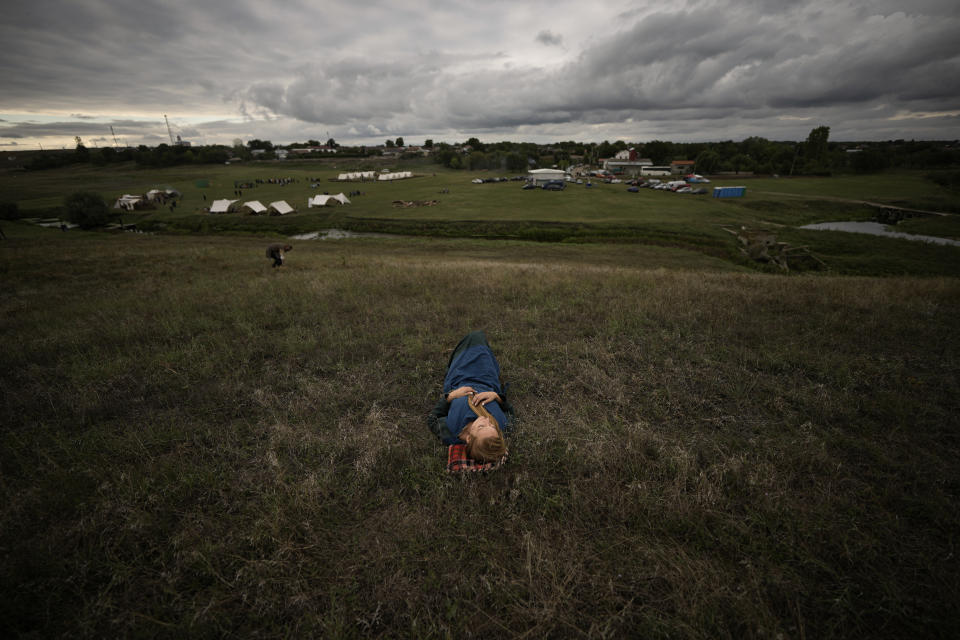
[428,330,514,464]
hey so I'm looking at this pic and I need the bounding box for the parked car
[521,182,538,190]
[542,181,565,191]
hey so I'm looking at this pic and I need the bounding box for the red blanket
[446,444,507,473]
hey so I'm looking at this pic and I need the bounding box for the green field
[4,160,960,277]
[2,162,960,637]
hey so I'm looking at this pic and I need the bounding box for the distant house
[603,151,653,176]
[288,146,337,155]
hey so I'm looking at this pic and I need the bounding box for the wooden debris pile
[392,200,440,208]
[724,226,827,271]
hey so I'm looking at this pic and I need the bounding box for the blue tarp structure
[713,186,746,198]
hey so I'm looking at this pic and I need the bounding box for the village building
[603,148,653,176]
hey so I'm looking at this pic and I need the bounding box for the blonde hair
[465,394,508,462]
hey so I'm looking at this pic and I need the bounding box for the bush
[0,201,20,220]
[64,191,110,229]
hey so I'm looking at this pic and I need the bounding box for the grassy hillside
[2,224,958,638]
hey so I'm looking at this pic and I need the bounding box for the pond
[799,221,960,247]
[289,229,394,240]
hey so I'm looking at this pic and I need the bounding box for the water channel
[799,221,960,247]
[289,229,394,240]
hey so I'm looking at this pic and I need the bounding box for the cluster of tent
[377,171,413,181]
[307,193,351,207]
[337,171,377,181]
[335,170,414,181]
[113,188,181,211]
[210,199,295,215]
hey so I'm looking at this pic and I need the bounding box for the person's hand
[471,391,501,407]
[447,386,476,402]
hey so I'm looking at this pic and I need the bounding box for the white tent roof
[210,199,237,213]
[114,194,143,210]
[242,200,267,213]
[309,195,335,207]
[528,168,566,175]
[309,193,351,207]
[269,200,294,215]
[337,171,377,180]
[378,171,413,181]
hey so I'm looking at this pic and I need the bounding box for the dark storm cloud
[233,1,959,140]
[1,0,958,145]
[536,30,563,47]
[0,119,162,139]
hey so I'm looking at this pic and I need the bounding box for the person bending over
[266,243,292,268]
[428,331,514,462]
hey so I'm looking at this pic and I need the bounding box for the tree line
[430,129,960,176]
[20,127,960,176]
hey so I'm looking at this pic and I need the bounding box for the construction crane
[164,114,175,145]
[110,126,120,149]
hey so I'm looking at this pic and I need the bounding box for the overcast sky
[2,0,959,150]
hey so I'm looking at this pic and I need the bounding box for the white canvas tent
[209,199,237,213]
[146,188,181,202]
[308,193,351,207]
[114,194,145,210]
[241,200,267,214]
[268,200,294,215]
[378,171,413,181]
[527,168,567,185]
[337,171,376,181]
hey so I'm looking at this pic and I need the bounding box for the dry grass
[1,224,959,638]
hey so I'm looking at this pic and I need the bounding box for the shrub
[64,191,110,229]
[0,201,20,220]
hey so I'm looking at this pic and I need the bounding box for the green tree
[464,137,484,152]
[505,151,526,172]
[850,148,889,173]
[468,151,487,170]
[694,149,721,174]
[74,136,90,163]
[64,191,109,229]
[804,126,830,173]
[395,137,404,147]
[730,154,757,174]
[326,138,337,148]
[385,139,395,148]
[247,139,273,151]
[424,139,434,148]
[643,140,671,165]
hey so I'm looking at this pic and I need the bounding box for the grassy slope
[2,224,959,638]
